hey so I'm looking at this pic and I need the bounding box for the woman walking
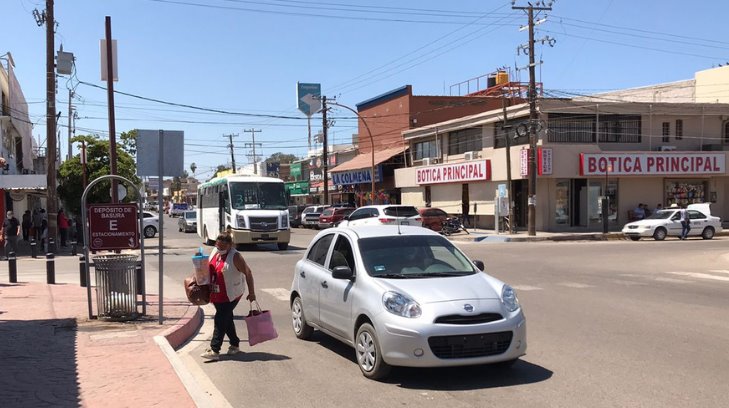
[201,231,256,360]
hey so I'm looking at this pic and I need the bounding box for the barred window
[494,121,529,148]
[675,119,683,141]
[662,122,670,143]
[447,127,482,155]
[547,114,641,143]
[414,140,438,160]
[597,116,641,143]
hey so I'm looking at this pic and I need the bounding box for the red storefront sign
[580,153,726,176]
[88,204,139,250]
[416,159,491,185]
[520,148,552,177]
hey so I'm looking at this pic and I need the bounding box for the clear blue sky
[2,0,727,181]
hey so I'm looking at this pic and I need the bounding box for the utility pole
[42,0,58,254]
[513,0,553,236]
[243,129,262,175]
[104,16,118,202]
[224,133,238,173]
[321,96,329,205]
[67,89,73,161]
[502,89,514,234]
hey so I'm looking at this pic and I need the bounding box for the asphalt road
[154,221,729,408]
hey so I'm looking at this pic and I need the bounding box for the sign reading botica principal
[580,153,726,176]
[416,159,491,185]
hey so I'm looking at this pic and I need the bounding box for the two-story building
[395,66,729,232]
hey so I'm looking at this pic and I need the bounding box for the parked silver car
[290,225,527,380]
[178,210,197,233]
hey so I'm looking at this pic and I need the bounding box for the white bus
[197,175,290,250]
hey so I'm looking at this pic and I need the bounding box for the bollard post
[46,253,55,284]
[30,239,37,258]
[79,255,87,287]
[48,238,56,254]
[135,261,144,295]
[8,252,17,283]
[71,241,77,256]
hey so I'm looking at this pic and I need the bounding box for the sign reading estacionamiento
[88,204,139,250]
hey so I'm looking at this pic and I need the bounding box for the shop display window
[665,180,707,207]
[555,181,569,224]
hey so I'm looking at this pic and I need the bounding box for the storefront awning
[330,145,407,173]
[0,174,47,190]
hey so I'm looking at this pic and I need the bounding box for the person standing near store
[201,231,257,360]
[57,209,70,248]
[2,211,21,260]
[680,206,691,240]
[32,208,42,241]
[21,210,31,241]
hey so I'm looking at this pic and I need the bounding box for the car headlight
[281,214,289,229]
[236,215,247,228]
[382,291,422,318]
[501,285,520,313]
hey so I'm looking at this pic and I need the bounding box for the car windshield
[322,208,334,216]
[358,235,476,278]
[646,210,675,220]
[229,181,288,210]
[184,212,196,219]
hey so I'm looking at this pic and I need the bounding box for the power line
[243,128,262,174]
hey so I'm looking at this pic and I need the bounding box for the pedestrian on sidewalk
[22,210,31,241]
[201,231,257,360]
[2,210,21,260]
[58,209,70,247]
[32,208,42,241]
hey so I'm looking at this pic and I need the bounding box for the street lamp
[328,102,376,204]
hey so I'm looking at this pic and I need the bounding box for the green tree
[266,152,298,164]
[58,134,141,215]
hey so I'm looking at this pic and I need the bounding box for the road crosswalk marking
[262,288,290,301]
[708,269,729,275]
[511,285,543,291]
[666,271,729,282]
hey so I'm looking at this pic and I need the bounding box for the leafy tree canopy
[266,152,298,164]
[58,133,141,215]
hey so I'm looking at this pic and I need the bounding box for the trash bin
[93,254,139,320]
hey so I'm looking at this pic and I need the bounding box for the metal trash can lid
[92,254,139,267]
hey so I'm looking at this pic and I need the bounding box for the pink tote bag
[245,301,279,346]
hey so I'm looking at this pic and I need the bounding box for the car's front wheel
[653,227,667,241]
[702,227,715,240]
[143,225,157,238]
[356,323,391,380]
[291,296,313,340]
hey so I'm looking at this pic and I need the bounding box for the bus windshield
[229,181,288,210]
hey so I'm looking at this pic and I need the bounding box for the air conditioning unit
[660,146,677,151]
[464,151,479,160]
[422,158,431,166]
[431,157,441,164]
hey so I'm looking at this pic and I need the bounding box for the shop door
[512,180,528,228]
[572,179,602,228]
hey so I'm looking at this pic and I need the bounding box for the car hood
[624,219,670,228]
[373,272,502,303]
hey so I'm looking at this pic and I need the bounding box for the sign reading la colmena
[580,153,726,176]
[332,167,381,185]
[416,160,491,185]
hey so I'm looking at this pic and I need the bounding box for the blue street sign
[498,183,507,198]
[297,82,321,117]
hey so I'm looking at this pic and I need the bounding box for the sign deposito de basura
[580,153,726,176]
[88,204,139,250]
[416,159,491,185]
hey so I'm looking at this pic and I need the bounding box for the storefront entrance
[557,178,618,230]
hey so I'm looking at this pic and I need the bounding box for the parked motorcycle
[440,217,469,236]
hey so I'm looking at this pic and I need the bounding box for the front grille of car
[428,331,513,359]
[434,313,503,325]
[249,217,278,231]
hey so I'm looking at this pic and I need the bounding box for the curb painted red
[161,304,203,349]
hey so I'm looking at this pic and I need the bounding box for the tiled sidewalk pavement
[0,282,197,408]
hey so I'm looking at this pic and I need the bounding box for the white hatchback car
[142,211,160,238]
[290,225,527,380]
[621,203,722,241]
[337,205,423,228]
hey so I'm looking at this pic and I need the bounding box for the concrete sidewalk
[0,262,202,407]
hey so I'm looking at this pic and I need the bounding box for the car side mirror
[332,266,354,280]
[473,260,485,271]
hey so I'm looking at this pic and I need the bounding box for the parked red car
[318,207,356,229]
[418,207,449,232]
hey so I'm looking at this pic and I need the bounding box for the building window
[724,121,729,144]
[447,127,482,155]
[675,119,683,140]
[662,122,670,142]
[547,114,641,144]
[414,140,438,160]
[494,121,529,148]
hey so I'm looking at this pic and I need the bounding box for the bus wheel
[203,227,214,246]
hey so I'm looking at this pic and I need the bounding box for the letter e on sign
[110,219,118,231]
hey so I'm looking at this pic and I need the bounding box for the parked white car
[290,225,526,380]
[142,211,159,238]
[621,203,721,241]
[337,205,423,228]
